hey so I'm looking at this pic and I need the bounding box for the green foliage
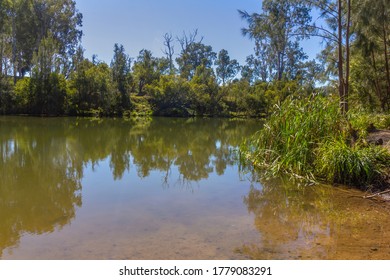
[111,44,132,112]
[13,78,30,111]
[352,0,390,111]
[241,95,344,180]
[0,75,13,114]
[242,94,390,188]
[129,95,152,117]
[316,138,390,187]
[176,31,216,80]
[69,59,118,116]
[132,49,160,96]
[189,65,222,116]
[348,109,390,139]
[147,75,191,116]
[216,49,240,85]
[225,80,268,117]
[2,0,82,79]
[1,0,389,123]
[239,0,312,81]
[28,72,68,115]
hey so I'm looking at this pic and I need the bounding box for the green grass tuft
[241,94,390,188]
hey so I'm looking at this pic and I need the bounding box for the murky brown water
[1,116,390,260]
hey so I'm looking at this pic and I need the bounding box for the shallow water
[1,116,389,260]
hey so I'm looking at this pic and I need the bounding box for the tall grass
[316,138,390,188]
[241,95,390,188]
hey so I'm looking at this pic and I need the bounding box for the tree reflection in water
[0,118,83,256]
[0,116,260,257]
[238,176,390,259]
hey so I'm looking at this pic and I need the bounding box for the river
[1,116,389,259]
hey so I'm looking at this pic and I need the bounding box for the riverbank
[240,95,390,193]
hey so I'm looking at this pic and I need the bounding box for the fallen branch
[364,189,390,199]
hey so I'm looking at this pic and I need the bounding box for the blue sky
[75,0,320,66]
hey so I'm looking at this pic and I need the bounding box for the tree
[176,30,216,80]
[352,0,390,111]
[28,34,68,115]
[69,58,116,115]
[111,43,132,112]
[132,49,159,95]
[241,55,267,83]
[0,0,12,113]
[147,75,191,116]
[30,0,83,75]
[162,33,175,74]
[189,64,221,115]
[215,49,240,85]
[1,0,82,83]
[302,0,352,115]
[239,0,312,81]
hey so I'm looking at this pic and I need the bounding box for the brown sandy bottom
[3,212,259,260]
[237,185,390,260]
[5,186,390,260]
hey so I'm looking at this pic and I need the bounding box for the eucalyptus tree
[239,0,312,81]
[301,0,352,114]
[29,34,67,115]
[0,0,10,76]
[163,33,175,74]
[241,55,268,84]
[1,0,82,82]
[0,0,12,113]
[30,0,82,75]
[176,30,216,80]
[215,49,240,85]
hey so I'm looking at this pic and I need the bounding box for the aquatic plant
[241,95,390,188]
[316,138,390,187]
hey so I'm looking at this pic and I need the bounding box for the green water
[1,116,389,260]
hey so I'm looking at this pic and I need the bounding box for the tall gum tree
[1,0,82,83]
[303,0,352,115]
[239,0,313,82]
[215,49,240,86]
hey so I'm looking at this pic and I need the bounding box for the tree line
[0,0,389,117]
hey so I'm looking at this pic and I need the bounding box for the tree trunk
[338,0,346,115]
[344,0,351,114]
[277,52,282,81]
[383,23,390,109]
[11,10,17,85]
[0,39,3,75]
[371,51,385,110]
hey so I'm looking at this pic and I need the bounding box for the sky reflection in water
[1,117,389,260]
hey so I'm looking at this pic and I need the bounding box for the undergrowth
[241,95,390,189]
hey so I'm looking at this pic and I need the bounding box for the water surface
[1,116,389,259]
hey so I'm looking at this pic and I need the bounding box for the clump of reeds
[316,137,390,187]
[241,95,390,188]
